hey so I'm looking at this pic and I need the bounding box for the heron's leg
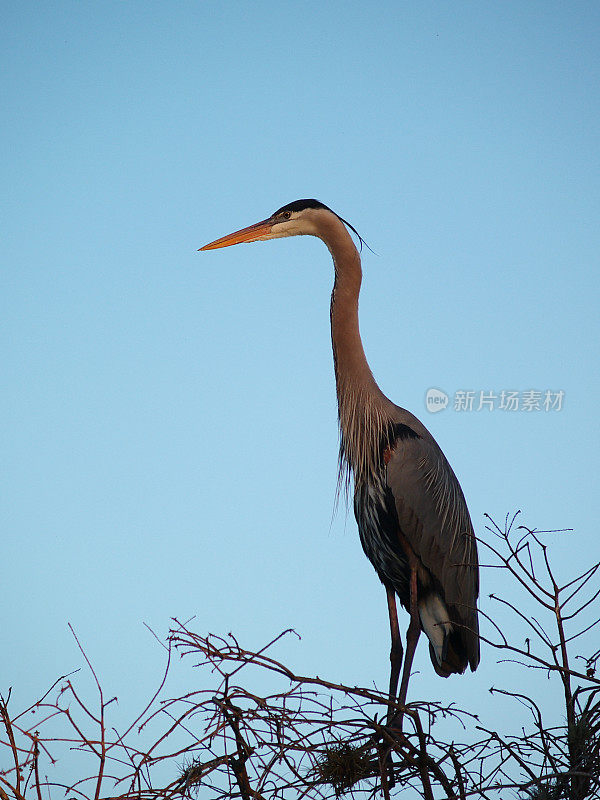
[397,565,421,709]
[386,584,403,724]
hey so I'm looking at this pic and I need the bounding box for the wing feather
[385,427,480,671]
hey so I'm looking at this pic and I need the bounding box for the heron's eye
[281,210,292,220]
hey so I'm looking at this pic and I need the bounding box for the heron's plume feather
[336,379,395,493]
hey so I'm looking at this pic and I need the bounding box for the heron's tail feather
[419,592,468,676]
[429,636,467,677]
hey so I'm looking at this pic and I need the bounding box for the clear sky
[2,0,599,787]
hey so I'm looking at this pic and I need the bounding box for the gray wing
[385,423,480,671]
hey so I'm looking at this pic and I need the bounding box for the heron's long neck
[321,219,394,485]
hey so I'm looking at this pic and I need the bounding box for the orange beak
[199,218,273,251]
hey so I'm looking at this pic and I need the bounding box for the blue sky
[2,0,599,785]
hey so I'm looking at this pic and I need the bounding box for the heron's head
[199,199,351,250]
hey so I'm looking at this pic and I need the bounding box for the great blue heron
[200,199,480,713]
